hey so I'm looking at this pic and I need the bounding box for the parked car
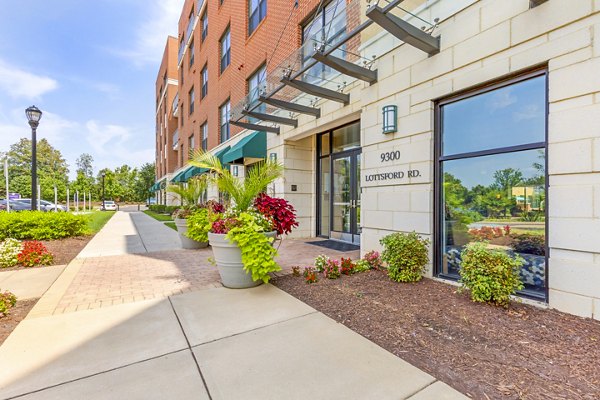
[13,198,67,212]
[0,199,31,211]
[101,200,118,211]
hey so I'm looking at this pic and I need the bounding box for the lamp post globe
[25,106,42,211]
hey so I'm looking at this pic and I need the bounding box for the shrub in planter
[313,254,330,272]
[340,257,355,275]
[0,239,23,268]
[17,241,54,268]
[380,232,430,283]
[254,193,299,235]
[459,242,524,307]
[185,208,211,243]
[0,290,17,317]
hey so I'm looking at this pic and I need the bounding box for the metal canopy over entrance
[229,0,439,136]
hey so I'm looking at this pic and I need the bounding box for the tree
[76,153,94,179]
[491,168,523,194]
[134,163,155,202]
[6,138,69,200]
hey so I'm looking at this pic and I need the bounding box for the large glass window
[220,28,231,73]
[249,0,266,35]
[437,72,547,299]
[220,100,230,143]
[189,39,195,67]
[188,133,195,159]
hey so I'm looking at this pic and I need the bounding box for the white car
[102,200,118,211]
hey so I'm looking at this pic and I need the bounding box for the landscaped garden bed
[273,271,600,399]
[0,298,37,345]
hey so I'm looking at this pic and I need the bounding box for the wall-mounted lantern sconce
[232,165,239,177]
[269,152,277,162]
[382,105,397,134]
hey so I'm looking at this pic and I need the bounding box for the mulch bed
[0,299,38,346]
[273,270,600,400]
[0,236,92,272]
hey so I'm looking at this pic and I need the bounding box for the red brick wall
[155,36,179,180]
[175,0,324,161]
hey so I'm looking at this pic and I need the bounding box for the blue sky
[0,0,183,179]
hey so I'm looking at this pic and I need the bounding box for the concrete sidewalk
[0,285,466,399]
[77,210,180,257]
[0,266,65,300]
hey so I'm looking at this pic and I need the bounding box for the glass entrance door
[331,150,361,244]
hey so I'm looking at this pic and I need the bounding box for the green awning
[170,167,192,183]
[149,183,158,192]
[222,131,266,164]
[183,166,208,181]
[214,146,231,165]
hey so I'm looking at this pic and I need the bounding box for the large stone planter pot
[175,218,208,249]
[208,231,277,289]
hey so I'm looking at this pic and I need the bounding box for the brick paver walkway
[52,239,359,314]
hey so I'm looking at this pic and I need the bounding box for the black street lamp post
[25,106,43,211]
[102,172,106,211]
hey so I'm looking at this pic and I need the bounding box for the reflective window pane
[332,122,360,153]
[441,149,546,296]
[320,133,330,156]
[320,157,330,236]
[442,75,546,156]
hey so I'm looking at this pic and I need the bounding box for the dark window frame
[188,87,195,115]
[201,122,208,151]
[248,0,267,36]
[433,68,550,302]
[220,99,231,143]
[201,11,208,42]
[220,27,231,73]
[201,64,208,99]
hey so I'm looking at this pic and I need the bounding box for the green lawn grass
[86,211,115,234]
[164,222,177,231]
[143,210,173,222]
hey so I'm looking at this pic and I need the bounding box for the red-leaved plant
[340,257,355,275]
[17,241,53,268]
[253,193,299,235]
[211,217,242,234]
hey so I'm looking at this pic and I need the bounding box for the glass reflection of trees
[443,151,546,296]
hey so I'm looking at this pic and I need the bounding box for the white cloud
[112,0,183,67]
[0,108,76,151]
[487,89,517,111]
[514,104,542,121]
[85,120,155,169]
[0,59,58,100]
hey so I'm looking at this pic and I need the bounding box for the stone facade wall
[270,0,600,319]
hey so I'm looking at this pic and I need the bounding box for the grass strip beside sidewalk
[143,210,173,222]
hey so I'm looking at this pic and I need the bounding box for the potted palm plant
[188,150,298,288]
[167,175,209,249]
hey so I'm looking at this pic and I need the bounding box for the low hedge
[148,205,178,215]
[0,211,88,241]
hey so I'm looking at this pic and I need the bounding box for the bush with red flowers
[340,257,355,275]
[253,193,299,236]
[323,259,341,279]
[303,267,318,284]
[17,241,53,268]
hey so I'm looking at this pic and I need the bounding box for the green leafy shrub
[459,242,524,307]
[354,259,371,273]
[0,239,23,268]
[185,208,210,242]
[380,231,430,282]
[0,290,17,317]
[226,212,280,283]
[0,211,87,241]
